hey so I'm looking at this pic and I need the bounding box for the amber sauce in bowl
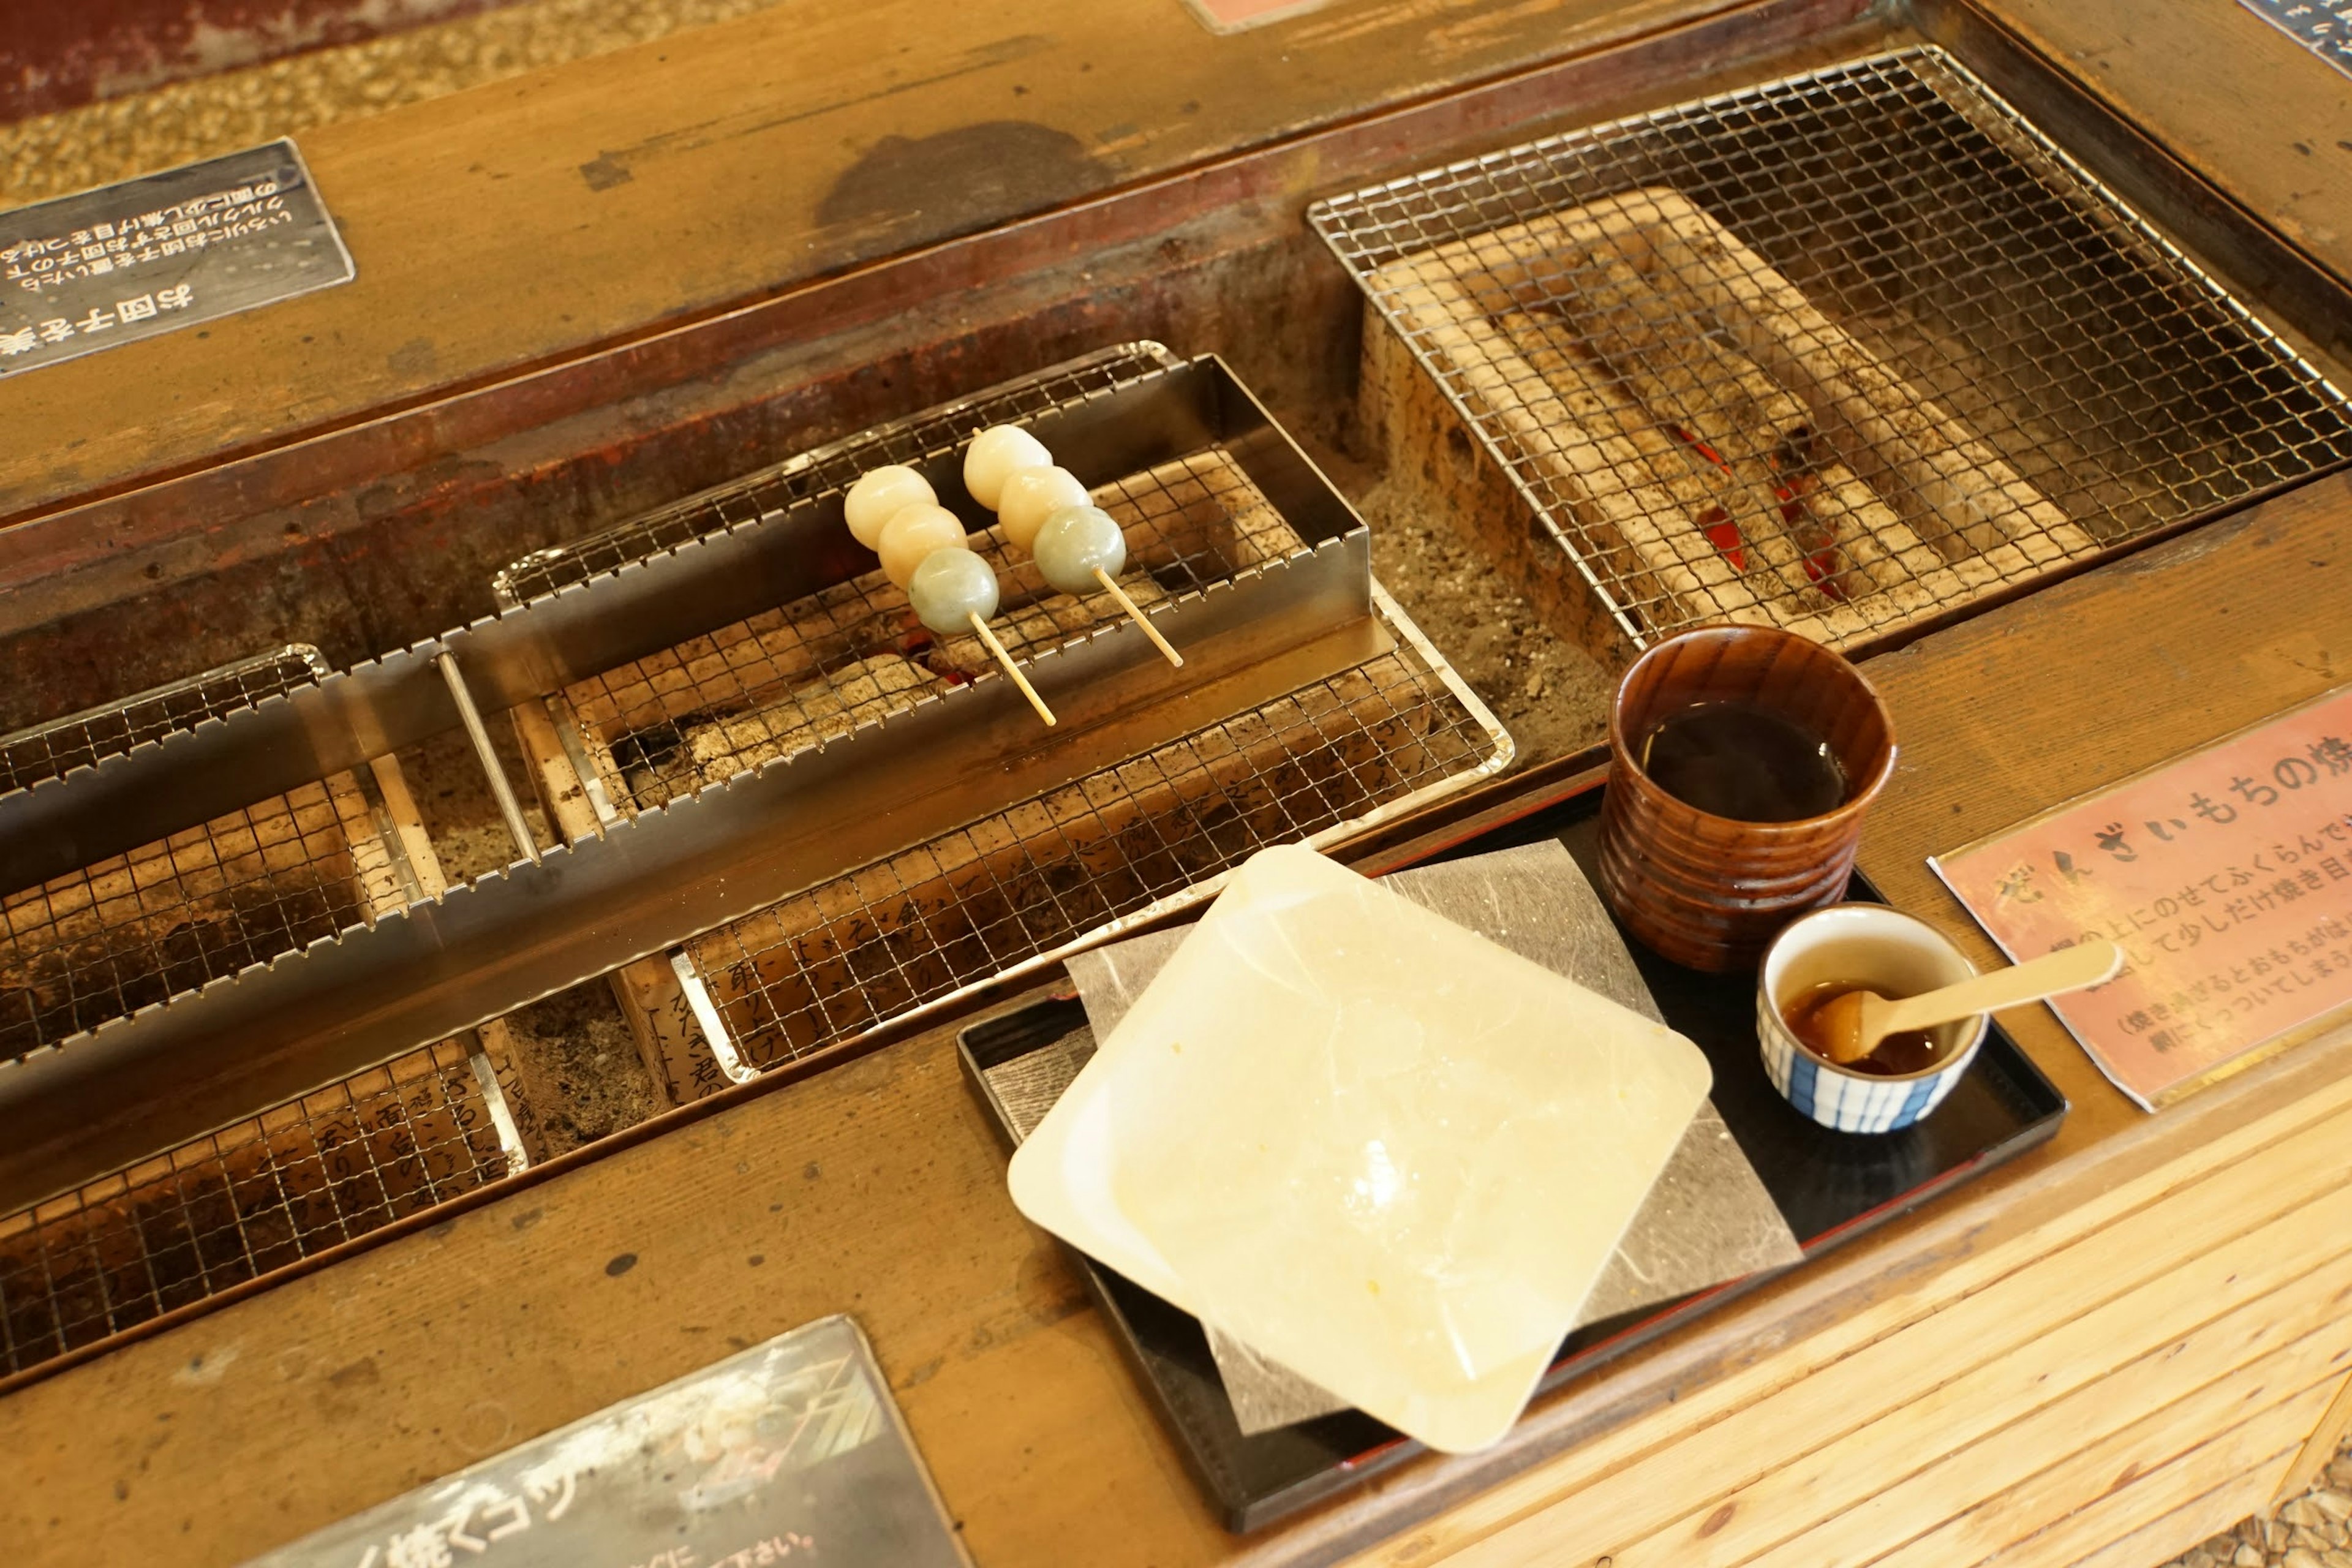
[1638,699,1848,823]
[1782,981,1944,1076]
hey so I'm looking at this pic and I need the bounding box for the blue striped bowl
[1756,905,1987,1135]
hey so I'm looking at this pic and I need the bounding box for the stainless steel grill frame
[0,351,1414,1211]
[0,647,412,1060]
[0,647,328,797]
[559,443,1311,815]
[1310,46,2352,653]
[503,343,1510,1088]
[0,653,532,1386]
[677,583,1496,1076]
[494,343,1183,606]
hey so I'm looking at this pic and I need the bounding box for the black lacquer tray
[955,779,2068,1532]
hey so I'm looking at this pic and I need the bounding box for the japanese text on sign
[0,139,351,379]
[1934,685,2352,1109]
[2,184,289,298]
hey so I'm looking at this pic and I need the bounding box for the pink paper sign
[1932,685,2352,1110]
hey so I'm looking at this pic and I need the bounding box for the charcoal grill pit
[0,653,536,1386]
[501,345,1510,1094]
[1314,46,2352,662]
[0,350,1422,1209]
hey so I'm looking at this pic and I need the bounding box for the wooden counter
[7,1,2352,1562]
[6,459,2347,1568]
[9,0,2339,540]
[0,0,1755,526]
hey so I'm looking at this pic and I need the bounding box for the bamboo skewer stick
[968,611,1056,726]
[1095,568,1183,667]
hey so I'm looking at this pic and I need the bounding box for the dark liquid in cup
[1639,699,1849,822]
[1783,981,1943,1076]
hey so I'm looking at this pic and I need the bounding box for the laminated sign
[246,1315,968,1568]
[0,140,353,377]
[1934,685,2352,1109]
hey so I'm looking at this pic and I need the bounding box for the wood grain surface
[2,428,2347,1568]
[0,0,1744,526]
[2276,1368,2352,1509]
[1983,0,2352,295]
[17,0,2346,552]
[6,7,2352,1555]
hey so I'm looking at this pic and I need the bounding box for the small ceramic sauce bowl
[1757,905,1987,1134]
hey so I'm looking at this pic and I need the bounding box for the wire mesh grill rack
[498,344,1226,816]
[1311,47,2352,653]
[570,440,1330,813]
[0,1037,511,1376]
[0,646,409,1059]
[0,777,401,1055]
[495,342,1180,606]
[0,646,328,796]
[0,652,531,1385]
[681,585,1496,1071]
[505,342,1509,1084]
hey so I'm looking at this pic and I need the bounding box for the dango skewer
[1032,503,1183,668]
[872,500,1056,727]
[968,426,1183,668]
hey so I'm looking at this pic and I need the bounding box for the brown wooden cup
[1596,624,1896,973]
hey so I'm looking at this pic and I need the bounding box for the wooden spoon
[1814,938,2124,1066]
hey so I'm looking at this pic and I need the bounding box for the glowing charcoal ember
[843,466,937,549]
[997,466,1091,552]
[875,503,968,588]
[963,425,1052,510]
[1031,504,1129,594]
[905,548,1003,636]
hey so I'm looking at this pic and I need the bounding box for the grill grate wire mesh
[505,344,1510,1079]
[0,1039,511,1376]
[496,344,1176,605]
[0,652,527,1384]
[570,443,1330,812]
[0,647,391,1061]
[682,590,1491,1071]
[1311,47,2352,650]
[0,647,326,797]
[0,779,392,1057]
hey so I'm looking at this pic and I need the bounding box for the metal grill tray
[501,342,1509,1096]
[1311,47,2352,657]
[0,650,531,1386]
[0,1037,517,1381]
[956,779,2067,1532]
[0,350,1477,1215]
[0,647,327,797]
[674,582,1500,1082]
